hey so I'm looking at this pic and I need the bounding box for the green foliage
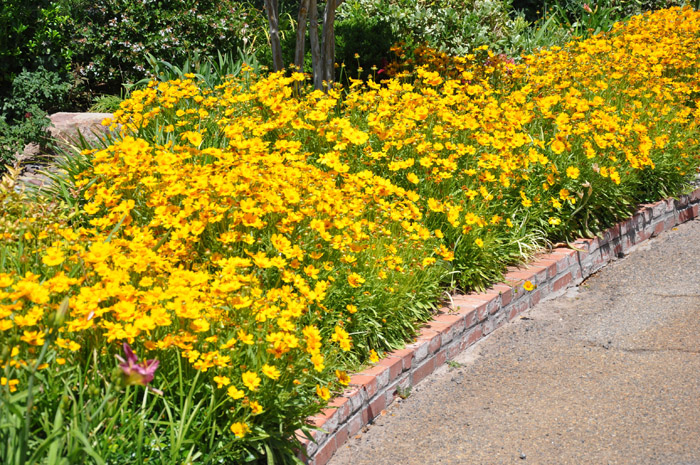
[335,4,397,81]
[336,0,533,64]
[0,0,74,94]
[66,0,266,94]
[0,68,73,169]
[127,49,262,91]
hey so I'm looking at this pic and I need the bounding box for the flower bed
[1,7,699,464]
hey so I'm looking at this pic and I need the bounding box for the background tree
[264,0,344,89]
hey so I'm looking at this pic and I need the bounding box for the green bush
[0,0,74,96]
[336,0,532,67]
[66,0,266,94]
[0,68,74,168]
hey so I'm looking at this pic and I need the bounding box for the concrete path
[329,217,700,465]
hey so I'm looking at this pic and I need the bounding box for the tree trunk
[264,0,284,72]
[309,0,322,89]
[320,0,342,87]
[294,0,311,71]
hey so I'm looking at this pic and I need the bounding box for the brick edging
[302,188,700,465]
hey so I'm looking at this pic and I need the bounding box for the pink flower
[116,343,159,386]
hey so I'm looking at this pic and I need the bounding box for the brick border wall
[302,188,700,465]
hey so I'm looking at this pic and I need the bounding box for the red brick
[465,324,483,346]
[530,289,542,306]
[377,355,403,381]
[368,393,386,419]
[664,216,676,230]
[342,385,365,408]
[504,269,537,283]
[435,348,448,366]
[620,218,635,235]
[523,264,549,284]
[349,374,378,398]
[451,295,488,324]
[636,229,651,242]
[411,356,436,385]
[321,396,350,425]
[690,189,700,203]
[572,237,596,252]
[507,300,530,321]
[308,414,327,429]
[448,341,463,359]
[552,272,572,292]
[653,220,664,237]
[604,224,621,241]
[334,423,349,451]
[417,328,442,354]
[362,365,390,390]
[490,283,513,307]
[346,409,366,438]
[311,436,337,465]
[532,257,558,278]
[678,207,697,223]
[434,312,466,328]
[387,348,414,371]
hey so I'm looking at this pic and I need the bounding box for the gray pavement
[329,217,700,465]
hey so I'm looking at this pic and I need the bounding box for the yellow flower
[369,349,379,363]
[316,384,331,401]
[548,217,561,226]
[523,281,535,292]
[182,131,203,147]
[230,422,250,438]
[347,272,365,288]
[311,352,325,372]
[214,376,231,388]
[237,330,254,345]
[20,330,45,346]
[41,247,65,267]
[474,238,484,248]
[551,139,566,154]
[249,400,264,415]
[566,166,580,179]
[346,304,358,314]
[1,377,20,393]
[336,370,350,386]
[227,385,245,400]
[242,371,261,391]
[261,364,281,380]
[331,325,352,351]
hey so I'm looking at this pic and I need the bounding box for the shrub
[66,0,266,94]
[0,0,74,95]
[336,0,533,68]
[0,68,73,169]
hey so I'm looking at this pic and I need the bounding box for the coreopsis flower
[336,370,350,386]
[347,272,365,288]
[227,385,245,400]
[41,247,65,267]
[369,349,379,363]
[242,371,261,391]
[316,384,331,400]
[262,364,281,380]
[230,422,250,438]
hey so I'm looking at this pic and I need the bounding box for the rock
[13,112,114,192]
[48,112,114,148]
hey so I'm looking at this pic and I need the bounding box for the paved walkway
[329,217,700,465]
